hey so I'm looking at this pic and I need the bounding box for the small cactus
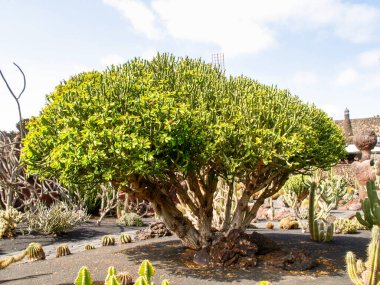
[116,272,133,285]
[120,233,132,244]
[26,242,45,261]
[102,235,116,246]
[265,221,274,230]
[84,244,95,250]
[346,225,380,285]
[56,244,71,257]
[75,266,93,285]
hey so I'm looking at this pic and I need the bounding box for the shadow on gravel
[0,273,52,284]
[122,230,371,284]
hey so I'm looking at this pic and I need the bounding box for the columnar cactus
[56,244,71,257]
[308,182,334,242]
[106,275,121,285]
[346,225,380,285]
[74,266,93,285]
[105,266,117,283]
[102,235,116,246]
[120,233,132,244]
[84,244,95,250]
[356,180,380,229]
[26,242,45,261]
[117,272,133,285]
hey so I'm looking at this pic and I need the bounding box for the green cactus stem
[308,182,334,242]
[106,275,121,285]
[138,260,155,284]
[56,244,71,257]
[26,242,45,261]
[120,233,132,244]
[84,244,95,250]
[356,180,380,229]
[345,225,380,285]
[101,235,116,246]
[74,266,93,285]
[134,276,149,285]
[117,272,133,285]
[105,266,117,283]
[0,250,27,269]
[161,280,170,285]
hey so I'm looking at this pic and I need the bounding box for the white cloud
[335,68,359,87]
[103,0,380,56]
[358,49,380,68]
[103,0,161,39]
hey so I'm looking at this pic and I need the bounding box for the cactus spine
[356,180,380,229]
[75,266,93,285]
[84,244,95,250]
[56,244,71,257]
[120,233,132,244]
[102,235,116,246]
[308,182,334,242]
[26,242,45,261]
[346,225,380,285]
[117,272,133,285]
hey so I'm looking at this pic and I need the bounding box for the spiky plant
[117,272,133,285]
[84,244,95,250]
[120,233,132,244]
[74,266,93,285]
[105,266,117,283]
[26,242,45,261]
[56,244,71,257]
[106,275,121,285]
[101,235,116,246]
[346,225,380,285]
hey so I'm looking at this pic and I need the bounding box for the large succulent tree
[22,54,346,250]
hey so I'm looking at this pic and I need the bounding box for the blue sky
[1,0,380,131]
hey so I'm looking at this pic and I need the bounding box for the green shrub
[117,212,144,227]
[25,201,89,235]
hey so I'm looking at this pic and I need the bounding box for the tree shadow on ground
[121,230,371,284]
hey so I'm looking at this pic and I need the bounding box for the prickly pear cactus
[116,272,133,285]
[26,242,45,261]
[346,225,380,285]
[356,180,380,229]
[56,244,71,257]
[120,233,132,244]
[74,266,93,285]
[84,244,95,250]
[101,235,116,246]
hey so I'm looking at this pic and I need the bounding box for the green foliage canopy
[22,54,345,186]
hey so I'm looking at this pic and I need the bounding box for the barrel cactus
[116,272,133,285]
[56,244,71,257]
[101,235,116,246]
[84,244,95,250]
[26,242,45,261]
[120,233,132,244]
